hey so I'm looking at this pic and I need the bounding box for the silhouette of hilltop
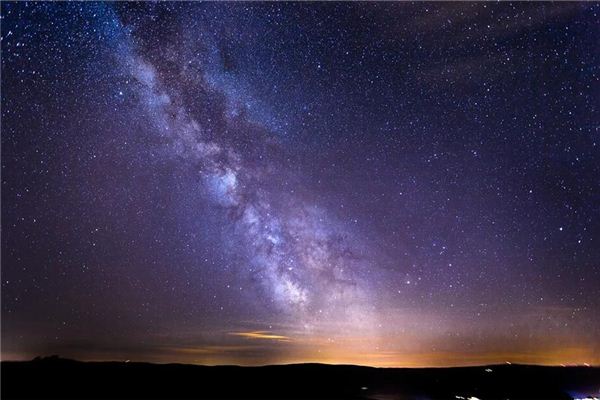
[2,356,599,399]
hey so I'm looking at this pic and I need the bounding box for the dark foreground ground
[2,357,599,400]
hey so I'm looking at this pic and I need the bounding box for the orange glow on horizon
[4,342,597,368]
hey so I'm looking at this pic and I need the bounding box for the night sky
[2,2,599,367]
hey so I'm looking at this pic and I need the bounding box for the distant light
[361,387,368,390]
[485,368,493,372]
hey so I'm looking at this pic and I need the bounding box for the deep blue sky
[2,2,599,366]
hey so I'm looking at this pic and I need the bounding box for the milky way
[123,21,377,329]
[2,2,599,366]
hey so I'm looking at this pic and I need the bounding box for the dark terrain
[1,356,599,400]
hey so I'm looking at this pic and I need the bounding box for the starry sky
[1,2,599,367]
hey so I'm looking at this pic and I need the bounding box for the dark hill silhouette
[1,356,599,399]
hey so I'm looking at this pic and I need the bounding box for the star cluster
[1,2,599,366]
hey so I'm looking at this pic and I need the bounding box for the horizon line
[2,356,598,369]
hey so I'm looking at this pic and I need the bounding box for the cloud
[168,345,257,355]
[229,331,292,342]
